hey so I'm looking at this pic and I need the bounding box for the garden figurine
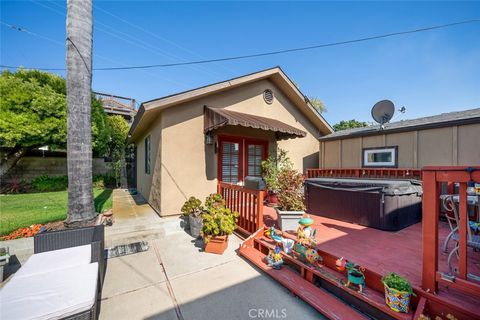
[266,245,284,269]
[345,261,366,293]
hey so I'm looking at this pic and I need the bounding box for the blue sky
[1,1,479,125]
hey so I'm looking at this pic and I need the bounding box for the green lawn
[0,188,113,236]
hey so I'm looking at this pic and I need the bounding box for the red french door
[218,136,268,184]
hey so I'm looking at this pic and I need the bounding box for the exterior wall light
[205,132,214,145]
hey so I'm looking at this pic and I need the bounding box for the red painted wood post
[257,190,264,230]
[422,170,439,293]
[458,182,468,279]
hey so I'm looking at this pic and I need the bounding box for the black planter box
[305,178,422,231]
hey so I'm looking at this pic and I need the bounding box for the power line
[2,19,479,71]
[35,0,225,78]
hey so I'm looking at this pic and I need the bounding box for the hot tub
[305,178,422,231]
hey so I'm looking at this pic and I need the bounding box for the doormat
[106,241,149,259]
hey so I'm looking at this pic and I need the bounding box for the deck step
[240,246,370,320]
[253,237,414,320]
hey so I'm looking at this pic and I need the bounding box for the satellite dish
[371,100,395,129]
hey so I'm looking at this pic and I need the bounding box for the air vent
[263,89,274,104]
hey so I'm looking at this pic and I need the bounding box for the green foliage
[92,98,110,157]
[277,167,306,211]
[181,196,203,217]
[107,115,129,160]
[201,193,239,242]
[204,193,226,210]
[382,272,415,295]
[333,119,369,132]
[92,174,116,189]
[308,96,327,114]
[31,175,68,192]
[261,148,292,192]
[0,69,109,155]
[2,174,116,194]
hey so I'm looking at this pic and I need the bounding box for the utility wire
[1,19,479,71]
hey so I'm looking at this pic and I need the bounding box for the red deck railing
[217,182,264,235]
[306,168,422,180]
[422,166,480,299]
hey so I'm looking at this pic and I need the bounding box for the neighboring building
[319,108,480,169]
[94,91,137,124]
[128,67,333,216]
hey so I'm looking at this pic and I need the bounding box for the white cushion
[1,262,98,320]
[15,245,91,278]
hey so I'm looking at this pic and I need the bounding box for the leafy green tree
[107,115,129,160]
[0,69,109,177]
[333,119,369,131]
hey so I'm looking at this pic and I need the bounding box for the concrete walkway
[99,190,322,320]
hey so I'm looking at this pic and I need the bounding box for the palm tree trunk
[65,0,95,226]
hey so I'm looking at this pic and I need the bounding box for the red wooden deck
[263,206,480,311]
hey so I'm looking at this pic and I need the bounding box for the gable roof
[128,67,333,143]
[320,107,480,141]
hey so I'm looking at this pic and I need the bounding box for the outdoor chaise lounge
[1,225,105,320]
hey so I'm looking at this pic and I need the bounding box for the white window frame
[362,146,398,168]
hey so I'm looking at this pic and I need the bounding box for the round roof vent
[263,89,274,104]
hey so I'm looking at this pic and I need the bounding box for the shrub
[201,193,239,243]
[1,177,28,194]
[181,196,203,217]
[382,272,415,295]
[93,174,116,189]
[277,168,306,211]
[261,148,292,193]
[30,175,68,192]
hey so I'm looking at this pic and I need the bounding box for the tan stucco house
[128,67,333,216]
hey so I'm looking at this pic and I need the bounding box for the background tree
[65,0,95,226]
[291,80,326,114]
[308,96,327,114]
[107,115,130,187]
[0,69,109,177]
[333,119,369,131]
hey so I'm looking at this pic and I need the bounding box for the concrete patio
[99,189,323,320]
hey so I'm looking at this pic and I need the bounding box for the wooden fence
[422,166,480,299]
[306,168,422,180]
[217,182,264,235]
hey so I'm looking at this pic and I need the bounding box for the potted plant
[181,196,203,238]
[261,149,291,206]
[275,166,306,231]
[382,272,415,313]
[201,193,239,254]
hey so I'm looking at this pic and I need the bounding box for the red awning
[204,106,307,140]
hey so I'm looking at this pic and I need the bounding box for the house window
[144,136,151,174]
[362,146,398,168]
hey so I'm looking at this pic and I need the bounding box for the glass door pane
[221,141,240,183]
[246,144,264,177]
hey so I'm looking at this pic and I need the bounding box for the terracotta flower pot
[204,235,228,254]
[267,192,278,206]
